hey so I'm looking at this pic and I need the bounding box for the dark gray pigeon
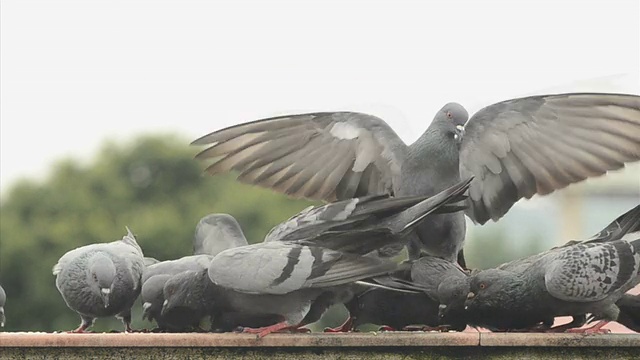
[193,213,249,256]
[0,284,6,327]
[464,205,640,333]
[338,257,469,332]
[192,93,640,265]
[140,255,213,331]
[613,293,640,332]
[141,214,249,331]
[161,270,285,333]
[53,228,145,332]
[164,179,471,337]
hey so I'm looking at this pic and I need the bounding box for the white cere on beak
[101,288,111,295]
[454,125,465,141]
[163,299,168,307]
[143,302,152,311]
[438,304,447,311]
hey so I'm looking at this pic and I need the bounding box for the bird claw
[566,327,611,334]
[565,320,610,335]
[402,325,451,332]
[242,321,298,338]
[323,317,354,333]
[378,325,397,332]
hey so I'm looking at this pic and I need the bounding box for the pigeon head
[431,103,468,143]
[194,214,247,256]
[0,284,5,327]
[162,270,212,316]
[141,274,171,321]
[88,254,117,308]
[437,276,469,322]
[464,269,523,310]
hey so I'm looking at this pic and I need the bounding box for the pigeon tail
[393,177,472,234]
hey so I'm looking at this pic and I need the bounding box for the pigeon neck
[401,127,460,195]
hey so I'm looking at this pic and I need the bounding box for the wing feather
[461,93,640,224]
[193,112,407,202]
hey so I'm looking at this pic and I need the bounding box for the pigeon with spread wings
[193,93,640,265]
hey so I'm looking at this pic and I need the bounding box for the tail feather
[392,177,473,234]
[586,205,640,243]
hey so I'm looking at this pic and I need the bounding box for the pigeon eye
[479,283,486,290]
[446,112,453,119]
[93,274,98,281]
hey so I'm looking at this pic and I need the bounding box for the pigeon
[144,257,161,266]
[0,284,6,327]
[53,227,145,332]
[193,213,249,256]
[161,270,285,333]
[192,93,640,266]
[140,214,250,331]
[162,179,471,337]
[614,293,640,332]
[464,205,640,333]
[342,257,469,332]
[140,255,213,330]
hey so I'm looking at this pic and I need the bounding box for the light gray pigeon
[194,179,471,337]
[192,93,640,266]
[0,284,6,327]
[464,205,640,333]
[193,213,249,256]
[140,254,213,330]
[144,257,161,266]
[53,227,145,332]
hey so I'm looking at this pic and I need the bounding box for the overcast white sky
[1,0,639,196]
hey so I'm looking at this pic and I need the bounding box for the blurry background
[0,0,638,332]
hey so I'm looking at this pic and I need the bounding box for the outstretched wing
[192,112,407,201]
[544,240,640,303]
[460,93,640,224]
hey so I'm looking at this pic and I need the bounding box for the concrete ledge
[1,333,639,359]
[0,332,479,347]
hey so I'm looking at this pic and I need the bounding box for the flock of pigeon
[2,92,640,337]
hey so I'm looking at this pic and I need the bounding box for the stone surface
[1,332,639,359]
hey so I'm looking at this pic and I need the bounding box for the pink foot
[566,320,611,334]
[324,317,354,333]
[242,321,298,338]
[378,325,397,332]
[402,325,450,332]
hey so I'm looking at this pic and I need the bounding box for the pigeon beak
[100,288,111,308]
[161,299,169,316]
[454,125,465,142]
[142,302,152,321]
[438,304,447,318]
[466,291,475,300]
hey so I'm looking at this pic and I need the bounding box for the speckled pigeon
[464,205,640,333]
[0,284,6,327]
[169,179,471,337]
[192,93,640,266]
[53,227,145,332]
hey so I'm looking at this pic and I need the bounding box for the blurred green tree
[0,134,314,332]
